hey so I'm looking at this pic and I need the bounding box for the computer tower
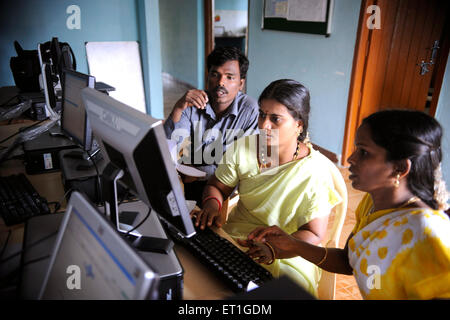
[23,131,78,174]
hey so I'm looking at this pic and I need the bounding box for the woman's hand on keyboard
[191,201,223,229]
[237,239,274,265]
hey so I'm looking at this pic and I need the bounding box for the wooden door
[342,0,449,165]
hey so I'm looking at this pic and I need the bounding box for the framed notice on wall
[262,0,334,36]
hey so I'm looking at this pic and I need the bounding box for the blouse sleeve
[215,140,240,188]
[296,175,341,227]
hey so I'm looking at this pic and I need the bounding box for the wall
[246,0,361,159]
[0,0,139,86]
[159,0,204,89]
[435,54,450,195]
[247,0,450,193]
[0,0,164,118]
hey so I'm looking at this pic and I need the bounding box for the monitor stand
[101,163,174,254]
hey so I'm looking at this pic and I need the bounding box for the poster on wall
[262,0,334,36]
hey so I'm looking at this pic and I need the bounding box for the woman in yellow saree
[194,79,341,296]
[245,110,450,299]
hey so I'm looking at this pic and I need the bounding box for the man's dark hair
[206,46,249,79]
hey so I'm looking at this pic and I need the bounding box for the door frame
[341,0,449,166]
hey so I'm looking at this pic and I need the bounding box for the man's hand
[175,89,209,111]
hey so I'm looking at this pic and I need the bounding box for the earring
[297,126,303,137]
[394,174,400,188]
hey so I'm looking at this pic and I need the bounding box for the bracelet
[202,196,222,213]
[317,247,328,266]
[264,242,276,265]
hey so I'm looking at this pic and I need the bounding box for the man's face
[206,60,245,110]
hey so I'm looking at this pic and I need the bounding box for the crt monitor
[61,69,95,151]
[81,87,195,238]
[39,191,159,300]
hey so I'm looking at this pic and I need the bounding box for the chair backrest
[317,161,348,300]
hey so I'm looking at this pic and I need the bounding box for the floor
[162,73,364,300]
[333,168,364,300]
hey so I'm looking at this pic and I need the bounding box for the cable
[125,209,151,235]
[0,94,19,108]
[0,230,58,265]
[0,119,46,145]
[86,150,103,206]
[52,188,74,214]
[0,230,12,260]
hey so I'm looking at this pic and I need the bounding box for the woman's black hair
[258,79,311,142]
[362,109,443,210]
[207,46,249,79]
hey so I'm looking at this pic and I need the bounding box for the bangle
[317,247,328,266]
[202,196,222,213]
[264,242,276,265]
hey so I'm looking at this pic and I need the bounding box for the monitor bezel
[60,69,96,151]
[38,191,159,300]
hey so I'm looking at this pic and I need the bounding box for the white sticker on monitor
[166,191,180,216]
[43,153,53,169]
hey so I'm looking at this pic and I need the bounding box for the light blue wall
[215,0,248,11]
[435,54,450,190]
[0,0,139,86]
[0,0,164,118]
[159,0,205,89]
[247,0,361,158]
[137,0,164,119]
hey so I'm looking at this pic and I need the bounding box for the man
[164,46,259,206]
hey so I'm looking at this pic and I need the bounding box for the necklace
[260,140,301,169]
[368,196,421,215]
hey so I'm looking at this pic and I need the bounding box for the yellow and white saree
[215,135,341,296]
[348,193,450,299]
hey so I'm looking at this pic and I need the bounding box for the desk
[0,122,235,300]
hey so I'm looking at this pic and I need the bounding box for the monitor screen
[39,191,159,300]
[81,87,195,238]
[61,69,95,151]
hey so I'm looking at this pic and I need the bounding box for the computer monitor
[39,191,159,300]
[60,69,95,152]
[81,87,195,238]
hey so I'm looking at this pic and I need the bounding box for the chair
[317,161,348,300]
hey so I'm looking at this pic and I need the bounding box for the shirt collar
[205,91,241,120]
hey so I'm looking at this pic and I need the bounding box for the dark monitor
[81,87,195,238]
[41,63,57,112]
[50,37,62,77]
[61,69,95,151]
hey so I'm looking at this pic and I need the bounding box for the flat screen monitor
[39,191,159,300]
[81,87,195,238]
[61,69,95,151]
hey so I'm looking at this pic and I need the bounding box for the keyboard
[0,173,51,226]
[165,222,274,293]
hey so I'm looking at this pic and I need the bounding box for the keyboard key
[0,174,50,226]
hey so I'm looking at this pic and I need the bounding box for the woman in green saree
[193,79,341,295]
